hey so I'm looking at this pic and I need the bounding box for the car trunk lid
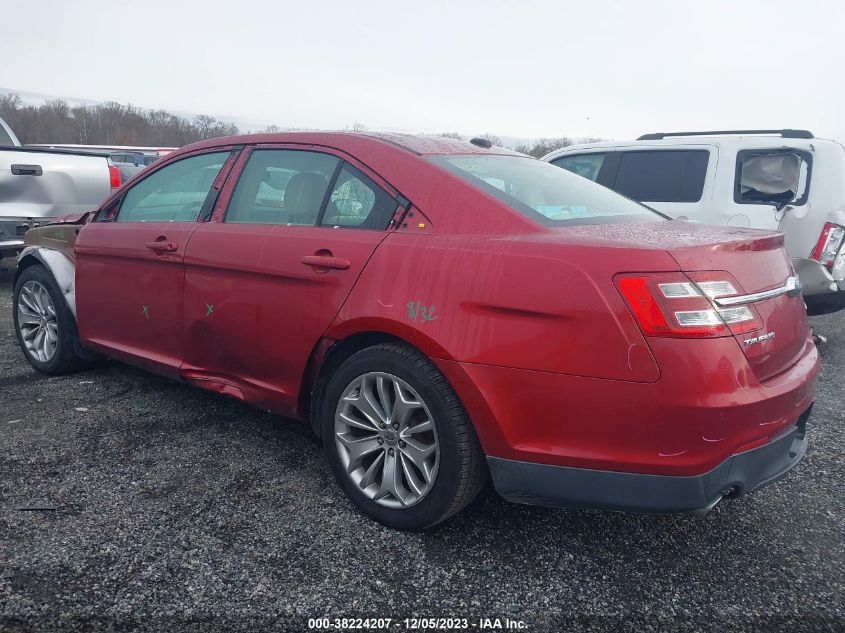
[557,221,810,382]
[669,232,808,382]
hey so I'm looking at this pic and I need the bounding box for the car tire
[13,264,87,375]
[321,342,487,530]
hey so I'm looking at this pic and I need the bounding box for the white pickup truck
[0,116,119,257]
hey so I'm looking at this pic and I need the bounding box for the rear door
[75,149,234,377]
[181,146,403,414]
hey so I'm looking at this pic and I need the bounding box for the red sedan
[13,133,818,529]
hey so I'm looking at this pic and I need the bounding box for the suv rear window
[429,154,663,226]
[614,150,709,203]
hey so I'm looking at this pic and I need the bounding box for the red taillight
[616,272,762,338]
[810,222,845,268]
[109,164,121,189]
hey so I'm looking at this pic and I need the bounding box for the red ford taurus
[13,133,818,529]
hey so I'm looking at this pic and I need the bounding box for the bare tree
[0,93,246,146]
[524,137,573,158]
[0,92,604,152]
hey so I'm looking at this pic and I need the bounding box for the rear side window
[225,149,339,225]
[735,149,811,206]
[117,151,229,223]
[614,150,709,203]
[429,154,663,226]
[321,164,397,230]
[551,153,606,181]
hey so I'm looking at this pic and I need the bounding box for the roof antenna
[469,137,493,149]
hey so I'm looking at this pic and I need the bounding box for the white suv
[543,130,845,315]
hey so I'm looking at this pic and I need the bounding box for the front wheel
[321,342,487,530]
[13,265,86,375]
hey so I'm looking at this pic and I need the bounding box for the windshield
[429,154,664,226]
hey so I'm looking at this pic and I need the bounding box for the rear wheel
[13,265,86,375]
[321,342,487,530]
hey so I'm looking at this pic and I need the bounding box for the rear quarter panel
[329,231,675,383]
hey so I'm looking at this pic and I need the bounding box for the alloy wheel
[17,280,59,363]
[334,372,440,509]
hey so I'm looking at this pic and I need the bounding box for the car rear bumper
[439,335,818,478]
[488,405,812,513]
[0,219,31,253]
[794,257,845,315]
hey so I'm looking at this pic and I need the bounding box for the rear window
[613,150,709,203]
[429,154,663,226]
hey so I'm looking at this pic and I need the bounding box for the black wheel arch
[14,253,45,286]
[304,331,410,437]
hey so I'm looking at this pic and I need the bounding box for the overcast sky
[2,0,844,142]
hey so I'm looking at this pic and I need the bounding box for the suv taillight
[109,164,121,189]
[616,272,762,338]
[811,222,845,269]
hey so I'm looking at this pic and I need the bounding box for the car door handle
[11,164,43,176]
[145,240,178,253]
[301,255,351,270]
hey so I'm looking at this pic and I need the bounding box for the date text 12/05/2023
[307,617,528,629]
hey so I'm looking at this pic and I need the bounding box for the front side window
[552,153,606,182]
[225,149,339,225]
[430,154,662,226]
[613,150,709,203]
[117,151,229,222]
[321,164,397,230]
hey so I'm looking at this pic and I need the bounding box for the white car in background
[543,130,845,315]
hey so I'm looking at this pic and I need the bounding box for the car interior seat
[284,172,329,225]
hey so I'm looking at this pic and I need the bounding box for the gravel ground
[0,257,843,633]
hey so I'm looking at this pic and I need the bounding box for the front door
[181,147,401,414]
[75,150,232,377]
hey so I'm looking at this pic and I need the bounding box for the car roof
[543,133,842,160]
[148,131,537,238]
[183,131,523,157]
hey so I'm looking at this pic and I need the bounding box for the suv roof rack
[637,129,814,141]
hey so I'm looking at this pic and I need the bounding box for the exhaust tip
[690,486,739,516]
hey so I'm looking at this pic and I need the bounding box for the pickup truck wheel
[321,342,487,530]
[13,265,85,375]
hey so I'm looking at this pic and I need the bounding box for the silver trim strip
[714,276,802,307]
